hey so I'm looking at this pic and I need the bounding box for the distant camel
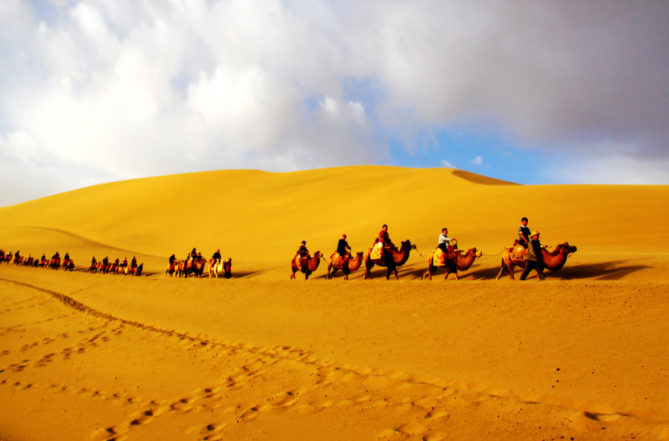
[327,252,364,280]
[364,240,417,280]
[165,262,178,277]
[497,242,577,280]
[423,248,482,280]
[290,252,324,280]
[209,258,232,279]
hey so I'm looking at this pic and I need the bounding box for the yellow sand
[1,166,668,440]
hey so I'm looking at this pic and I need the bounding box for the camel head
[400,240,416,250]
[557,242,577,254]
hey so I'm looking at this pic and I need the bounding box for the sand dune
[1,166,668,440]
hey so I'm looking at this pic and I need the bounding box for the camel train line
[2,220,578,281]
[0,250,74,271]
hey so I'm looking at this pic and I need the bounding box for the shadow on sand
[552,259,653,281]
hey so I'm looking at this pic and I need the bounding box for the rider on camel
[336,234,351,264]
[190,248,197,260]
[114,258,120,265]
[169,254,176,266]
[131,256,137,268]
[518,217,530,248]
[64,252,70,261]
[121,258,128,268]
[212,249,221,264]
[437,228,451,253]
[102,256,109,266]
[297,241,310,273]
[15,250,20,259]
[91,256,97,265]
[520,231,545,281]
[378,224,395,249]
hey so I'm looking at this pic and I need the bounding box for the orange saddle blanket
[433,249,446,266]
[370,242,384,260]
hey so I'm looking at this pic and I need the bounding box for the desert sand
[1,166,668,440]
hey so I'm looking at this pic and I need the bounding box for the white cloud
[545,154,669,185]
[441,160,457,169]
[1,0,668,205]
[472,156,483,166]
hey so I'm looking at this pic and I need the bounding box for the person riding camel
[169,254,176,265]
[52,252,59,260]
[336,234,351,264]
[121,258,128,268]
[297,241,310,273]
[378,224,395,249]
[131,256,137,268]
[41,254,46,262]
[64,252,70,261]
[114,258,119,265]
[15,250,20,259]
[518,217,530,248]
[212,249,221,264]
[437,228,451,253]
[190,248,197,260]
[520,231,545,281]
[102,256,109,266]
[91,256,97,265]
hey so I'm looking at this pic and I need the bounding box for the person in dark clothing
[102,256,109,265]
[64,252,70,261]
[52,252,59,260]
[337,234,351,263]
[190,248,197,259]
[91,256,97,265]
[15,250,20,259]
[41,254,46,262]
[520,231,545,281]
[131,256,137,267]
[169,254,176,265]
[518,217,530,247]
[297,241,310,272]
[212,249,221,263]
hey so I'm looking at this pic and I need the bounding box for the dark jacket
[337,239,350,256]
[526,238,542,262]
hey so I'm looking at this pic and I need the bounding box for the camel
[497,242,578,280]
[13,255,23,265]
[364,240,417,280]
[165,262,178,277]
[290,252,324,280]
[327,252,364,280]
[124,263,137,276]
[423,248,482,280]
[49,257,60,270]
[209,258,232,279]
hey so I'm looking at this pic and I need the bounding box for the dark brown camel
[364,240,417,280]
[423,248,482,280]
[497,242,577,280]
[327,252,364,280]
[290,251,323,280]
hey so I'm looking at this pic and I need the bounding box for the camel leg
[444,267,451,280]
[508,263,515,280]
[290,268,296,279]
[453,270,459,281]
[496,259,507,280]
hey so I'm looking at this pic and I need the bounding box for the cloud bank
[1,0,668,204]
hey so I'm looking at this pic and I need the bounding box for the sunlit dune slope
[1,166,668,272]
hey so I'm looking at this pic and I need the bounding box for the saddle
[510,246,527,261]
[433,249,446,266]
[370,242,384,260]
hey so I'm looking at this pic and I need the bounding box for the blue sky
[1,0,668,205]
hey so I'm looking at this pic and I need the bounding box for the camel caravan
[2,218,577,282]
[88,256,143,276]
[297,219,577,281]
[165,248,232,279]
[0,250,75,271]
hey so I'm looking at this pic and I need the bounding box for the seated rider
[169,254,176,265]
[518,217,530,248]
[53,252,60,260]
[297,241,310,271]
[437,228,451,253]
[212,249,221,264]
[91,256,97,265]
[337,234,351,263]
[131,256,137,267]
[15,250,20,259]
[114,258,119,265]
[41,254,46,262]
[378,224,394,249]
[190,248,197,260]
[121,258,128,267]
[102,256,109,265]
[64,252,70,261]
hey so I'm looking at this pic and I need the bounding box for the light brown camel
[423,247,482,280]
[364,240,417,280]
[497,242,577,280]
[290,251,324,280]
[327,252,364,280]
[209,258,232,279]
